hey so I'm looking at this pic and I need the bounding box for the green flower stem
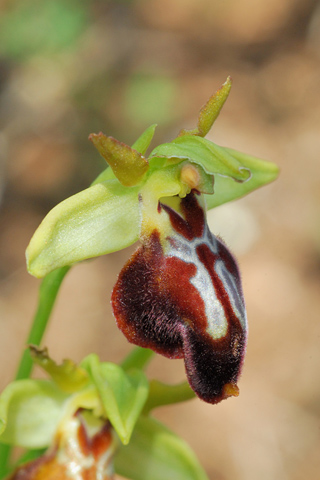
[15,266,71,380]
[0,266,70,475]
[143,380,196,415]
[121,346,155,372]
[0,445,10,479]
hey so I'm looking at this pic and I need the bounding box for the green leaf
[151,135,251,182]
[0,380,69,448]
[115,415,209,480]
[205,147,280,209]
[89,134,149,187]
[81,355,149,445]
[26,179,140,278]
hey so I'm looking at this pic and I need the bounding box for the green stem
[121,346,155,372]
[0,266,70,476]
[15,266,70,380]
[0,445,10,479]
[143,380,196,414]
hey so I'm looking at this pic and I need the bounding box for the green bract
[115,415,209,480]
[81,354,149,445]
[26,78,279,279]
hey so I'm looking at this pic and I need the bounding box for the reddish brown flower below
[10,412,116,480]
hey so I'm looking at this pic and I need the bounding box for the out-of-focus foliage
[0,0,89,60]
[124,73,178,126]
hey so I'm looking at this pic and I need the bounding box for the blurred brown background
[0,0,320,478]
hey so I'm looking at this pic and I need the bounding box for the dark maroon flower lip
[112,192,247,404]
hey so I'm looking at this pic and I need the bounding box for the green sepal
[30,345,89,393]
[151,135,251,182]
[114,415,209,480]
[179,76,232,137]
[89,134,149,187]
[26,179,140,278]
[143,380,195,414]
[81,355,149,445]
[205,147,280,209]
[0,380,69,448]
[0,379,100,449]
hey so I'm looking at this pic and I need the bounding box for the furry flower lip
[112,191,247,404]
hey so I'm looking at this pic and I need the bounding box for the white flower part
[96,447,115,480]
[161,194,247,340]
[55,414,115,479]
[57,416,94,479]
[166,224,228,340]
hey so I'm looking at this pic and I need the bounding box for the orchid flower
[25,78,279,404]
[0,348,209,480]
[9,412,115,480]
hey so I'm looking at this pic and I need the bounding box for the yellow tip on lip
[223,382,240,398]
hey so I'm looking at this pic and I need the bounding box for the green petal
[0,380,69,448]
[179,76,232,137]
[151,135,251,182]
[115,415,209,480]
[91,124,157,186]
[26,179,140,278]
[89,134,149,186]
[205,147,280,209]
[132,123,157,155]
[81,355,149,445]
